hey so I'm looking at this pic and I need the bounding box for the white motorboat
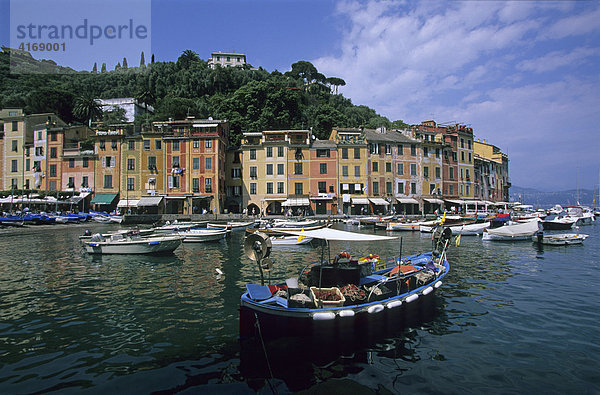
[271,219,320,228]
[482,218,541,241]
[542,215,577,230]
[269,235,314,245]
[207,221,255,231]
[533,233,589,245]
[387,221,429,231]
[449,221,490,236]
[79,228,155,240]
[178,228,228,242]
[153,220,206,234]
[84,232,182,254]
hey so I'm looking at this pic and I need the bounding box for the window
[250,166,257,178]
[99,140,105,150]
[466,185,470,196]
[370,143,379,154]
[104,174,112,188]
[342,166,348,177]
[103,156,114,168]
[277,163,284,175]
[148,156,156,170]
[127,178,135,191]
[397,144,403,155]
[266,182,273,194]
[111,140,117,150]
[69,158,75,168]
[11,179,18,189]
[205,157,212,170]
[329,185,334,193]
[232,168,241,178]
[193,157,199,169]
[266,164,273,175]
[250,183,257,195]
[82,176,89,188]
[411,182,417,194]
[317,149,330,157]
[354,148,360,159]
[144,140,150,150]
[373,182,379,195]
[50,132,57,141]
[173,141,180,151]
[172,156,180,167]
[11,140,18,152]
[192,178,199,192]
[450,167,454,180]
[342,148,348,159]
[318,181,326,193]
[155,140,161,150]
[461,138,464,148]
[411,144,416,156]
[35,146,43,156]
[452,152,457,162]
[205,178,212,193]
[385,144,392,155]
[461,152,465,162]
[12,121,18,131]
[294,162,303,175]
[11,160,18,172]
[397,163,404,175]
[430,183,436,194]
[205,140,212,149]
[250,149,256,160]
[468,140,472,150]
[277,146,284,157]
[320,163,327,174]
[277,182,284,194]
[24,179,29,189]
[436,148,440,158]
[386,162,391,173]
[266,147,273,158]
[397,182,404,194]
[423,147,428,157]
[449,185,454,195]
[386,182,392,194]
[193,139,199,149]
[468,153,472,163]
[50,147,57,158]
[424,166,429,179]
[127,158,135,170]
[410,163,417,176]
[172,176,180,188]
[83,157,89,168]
[372,161,378,172]
[294,183,303,195]
[25,159,30,171]
[128,140,135,150]
[466,169,470,180]
[354,166,360,177]
[436,167,441,179]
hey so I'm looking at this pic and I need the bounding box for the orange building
[308,139,338,215]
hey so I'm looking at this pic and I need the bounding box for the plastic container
[310,286,346,307]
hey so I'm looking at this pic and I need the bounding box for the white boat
[271,219,320,228]
[84,233,182,254]
[533,233,589,245]
[207,221,254,231]
[482,218,541,241]
[153,220,206,234]
[563,206,594,225]
[387,221,429,231]
[542,216,577,230]
[449,221,490,236]
[79,228,155,240]
[178,228,229,243]
[269,235,314,245]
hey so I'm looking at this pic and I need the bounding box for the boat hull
[542,221,575,230]
[84,237,182,254]
[533,233,589,245]
[180,229,228,242]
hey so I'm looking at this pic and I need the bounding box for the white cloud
[517,47,599,73]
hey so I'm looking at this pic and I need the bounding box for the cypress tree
[140,51,145,67]
[122,57,128,69]
[92,62,97,73]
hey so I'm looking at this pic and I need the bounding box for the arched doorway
[247,203,260,216]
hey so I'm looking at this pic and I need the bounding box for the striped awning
[351,198,369,205]
[423,198,444,204]
[117,199,139,208]
[282,198,310,206]
[138,196,164,207]
[396,198,419,204]
[369,198,389,205]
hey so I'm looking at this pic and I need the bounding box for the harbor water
[0,221,599,393]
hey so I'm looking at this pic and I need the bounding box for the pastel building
[308,139,338,215]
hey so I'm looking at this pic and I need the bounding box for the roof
[363,129,418,144]
[90,193,118,205]
[282,228,397,241]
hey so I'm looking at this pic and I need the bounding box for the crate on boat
[310,286,346,307]
[287,288,315,308]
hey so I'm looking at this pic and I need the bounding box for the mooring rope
[253,312,277,394]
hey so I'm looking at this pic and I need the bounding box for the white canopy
[117,199,139,208]
[423,198,444,204]
[397,198,419,204]
[369,198,389,205]
[352,198,369,205]
[138,196,164,206]
[282,198,310,206]
[281,228,397,241]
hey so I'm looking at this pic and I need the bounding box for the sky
[1,0,599,192]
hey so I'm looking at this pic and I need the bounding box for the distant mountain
[510,186,598,208]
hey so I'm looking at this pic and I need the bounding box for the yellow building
[329,128,369,215]
[285,130,312,215]
[456,125,475,199]
[118,134,143,212]
[474,140,510,202]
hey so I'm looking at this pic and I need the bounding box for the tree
[151,54,155,64]
[122,57,128,69]
[285,61,319,83]
[391,120,410,129]
[140,51,145,67]
[73,95,103,126]
[326,77,346,94]
[92,62,97,73]
[101,62,107,72]
[26,88,75,123]
[177,50,200,69]
[101,107,127,126]
[135,88,156,125]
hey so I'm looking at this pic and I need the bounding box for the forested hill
[0,49,409,145]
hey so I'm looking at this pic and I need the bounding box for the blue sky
[1,0,599,192]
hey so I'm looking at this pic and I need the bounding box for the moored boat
[482,218,541,241]
[542,216,577,230]
[533,232,589,246]
[269,235,314,245]
[206,221,254,231]
[245,222,330,236]
[83,232,182,254]
[239,227,452,340]
[177,228,229,243]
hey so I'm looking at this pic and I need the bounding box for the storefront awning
[282,198,310,206]
[352,198,369,205]
[445,199,465,205]
[396,198,419,204]
[165,196,187,199]
[137,196,164,207]
[90,193,118,205]
[117,199,139,208]
[423,198,444,204]
[369,198,389,205]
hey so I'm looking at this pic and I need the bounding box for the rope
[253,312,277,394]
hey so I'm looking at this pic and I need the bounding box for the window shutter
[110,156,115,168]
[168,175,173,189]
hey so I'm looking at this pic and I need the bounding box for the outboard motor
[83,229,92,237]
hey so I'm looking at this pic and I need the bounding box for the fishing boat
[0,215,25,227]
[533,232,589,246]
[206,221,255,231]
[482,218,541,241]
[153,220,206,234]
[269,235,314,245]
[271,219,320,228]
[83,231,182,254]
[386,220,430,231]
[542,215,577,230]
[239,227,452,340]
[448,221,490,236]
[79,228,155,240]
[177,228,229,243]
[245,222,330,236]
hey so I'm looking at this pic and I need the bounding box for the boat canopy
[486,218,540,236]
[280,228,397,241]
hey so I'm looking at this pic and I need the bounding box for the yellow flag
[297,228,305,243]
[439,211,447,226]
[455,234,462,246]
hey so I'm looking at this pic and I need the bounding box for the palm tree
[177,49,200,69]
[73,95,103,127]
[135,89,156,125]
